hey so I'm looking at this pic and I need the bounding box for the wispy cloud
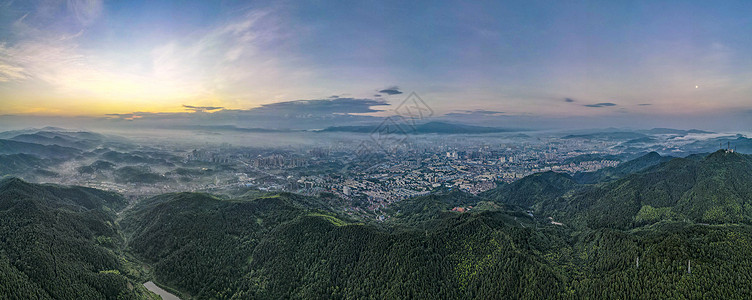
[0,44,26,82]
[584,102,617,108]
[0,3,308,113]
[638,103,652,106]
[67,0,103,26]
[564,98,576,103]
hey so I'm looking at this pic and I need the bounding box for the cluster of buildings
[240,138,627,211]
[64,135,628,210]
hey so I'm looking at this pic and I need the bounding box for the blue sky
[0,0,751,129]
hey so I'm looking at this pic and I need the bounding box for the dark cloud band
[378,86,403,95]
[584,102,617,108]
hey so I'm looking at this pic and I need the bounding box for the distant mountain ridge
[562,132,648,140]
[9,131,105,149]
[685,135,752,154]
[561,128,715,140]
[0,139,81,159]
[640,128,714,135]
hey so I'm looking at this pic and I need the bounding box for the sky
[0,0,751,130]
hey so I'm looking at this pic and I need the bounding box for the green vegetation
[572,151,673,184]
[539,150,752,229]
[481,171,578,209]
[3,151,752,299]
[118,191,336,299]
[0,177,156,299]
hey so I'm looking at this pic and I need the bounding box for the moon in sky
[695,85,699,89]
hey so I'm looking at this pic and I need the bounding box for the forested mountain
[3,151,752,299]
[481,171,578,208]
[0,139,81,160]
[572,152,673,184]
[9,131,104,150]
[0,177,156,299]
[0,154,52,177]
[119,192,335,299]
[540,150,752,229]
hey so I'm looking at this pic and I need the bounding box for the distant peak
[0,176,26,185]
[0,176,32,190]
[706,149,744,161]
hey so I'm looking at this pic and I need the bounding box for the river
[143,281,181,300]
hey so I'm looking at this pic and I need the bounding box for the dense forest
[2,150,752,299]
[0,177,157,299]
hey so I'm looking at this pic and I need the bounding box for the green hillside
[572,152,673,184]
[541,150,752,229]
[119,191,338,299]
[0,178,156,299]
[3,151,752,299]
[481,171,579,208]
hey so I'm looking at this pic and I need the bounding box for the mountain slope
[123,186,752,299]
[573,152,673,184]
[542,150,752,229]
[0,178,155,299]
[5,150,752,299]
[242,211,566,299]
[0,154,51,176]
[0,139,81,160]
[481,171,579,208]
[10,131,101,149]
[119,191,338,298]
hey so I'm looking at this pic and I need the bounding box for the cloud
[0,46,27,82]
[92,97,390,129]
[584,102,617,108]
[638,103,652,106]
[67,0,103,26]
[183,105,224,112]
[251,98,389,115]
[374,94,382,97]
[564,98,576,103]
[378,86,402,95]
[0,4,302,109]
